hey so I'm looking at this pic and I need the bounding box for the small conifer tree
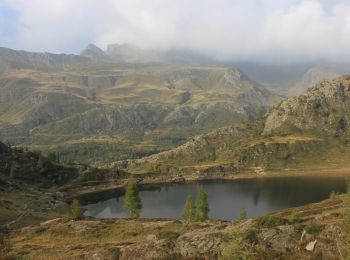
[37,155,44,169]
[182,195,195,222]
[195,186,209,221]
[71,199,82,220]
[123,179,142,218]
[239,208,247,220]
[10,166,16,178]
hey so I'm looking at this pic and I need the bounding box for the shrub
[255,215,284,228]
[156,231,180,240]
[239,208,247,221]
[221,237,255,260]
[243,229,258,244]
[289,210,302,223]
[305,223,321,234]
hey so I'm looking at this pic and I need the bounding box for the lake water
[82,176,347,220]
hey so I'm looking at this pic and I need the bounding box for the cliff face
[264,76,350,135]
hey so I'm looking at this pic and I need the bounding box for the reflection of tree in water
[253,189,261,206]
[85,198,122,217]
[83,177,346,219]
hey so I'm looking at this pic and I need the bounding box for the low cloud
[1,0,350,63]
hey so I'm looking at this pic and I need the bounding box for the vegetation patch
[255,215,285,228]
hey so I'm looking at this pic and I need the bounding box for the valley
[1,46,350,259]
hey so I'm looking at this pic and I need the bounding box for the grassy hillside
[0,141,125,229]
[0,48,282,165]
[122,76,350,177]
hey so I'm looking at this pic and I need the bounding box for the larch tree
[182,195,195,222]
[195,186,209,221]
[123,179,142,218]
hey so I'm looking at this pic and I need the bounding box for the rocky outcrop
[264,75,350,135]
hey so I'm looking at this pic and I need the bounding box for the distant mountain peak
[81,43,109,59]
[264,75,350,135]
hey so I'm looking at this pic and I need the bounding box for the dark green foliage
[37,155,45,169]
[243,229,258,244]
[10,166,17,179]
[255,215,285,228]
[70,199,82,220]
[48,152,60,163]
[123,180,142,218]
[305,223,321,234]
[195,186,210,221]
[182,195,195,222]
[239,208,247,220]
[336,117,347,133]
[156,231,180,240]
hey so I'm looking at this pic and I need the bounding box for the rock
[177,229,223,259]
[306,240,317,252]
[259,228,278,241]
[323,225,346,241]
[277,225,295,235]
[40,218,61,227]
[55,192,65,201]
[227,218,253,233]
[300,230,306,243]
[269,233,294,253]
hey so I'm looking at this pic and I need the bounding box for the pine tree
[239,208,247,220]
[37,155,44,169]
[123,179,142,218]
[195,186,209,221]
[182,195,195,222]
[70,199,82,220]
[10,166,16,178]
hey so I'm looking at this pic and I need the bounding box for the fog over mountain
[1,0,350,64]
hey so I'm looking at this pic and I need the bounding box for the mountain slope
[0,47,281,165]
[288,67,340,96]
[122,76,350,176]
[264,75,350,135]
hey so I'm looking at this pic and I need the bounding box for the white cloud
[2,0,350,62]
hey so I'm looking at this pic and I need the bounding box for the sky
[1,0,350,63]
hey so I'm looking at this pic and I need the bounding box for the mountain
[122,76,350,176]
[0,47,90,74]
[287,67,340,96]
[233,61,350,96]
[80,44,110,60]
[0,46,281,165]
[264,75,350,135]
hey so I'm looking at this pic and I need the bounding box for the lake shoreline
[70,167,350,200]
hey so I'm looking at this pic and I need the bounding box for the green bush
[255,215,285,228]
[239,208,247,221]
[305,223,321,234]
[156,231,180,240]
[243,229,258,244]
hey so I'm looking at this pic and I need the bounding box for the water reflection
[82,176,346,220]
